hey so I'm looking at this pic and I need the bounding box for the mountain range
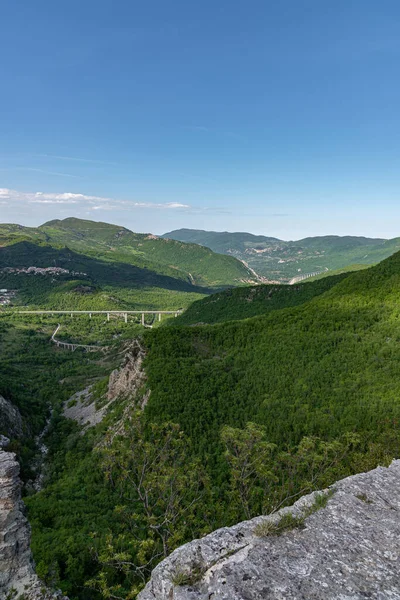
[2,219,400,599]
[162,228,400,282]
[0,218,260,310]
[2,218,400,311]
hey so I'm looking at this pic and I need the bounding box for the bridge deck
[51,323,108,352]
[17,310,182,314]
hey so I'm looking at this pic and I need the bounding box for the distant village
[1,266,87,276]
[0,266,88,306]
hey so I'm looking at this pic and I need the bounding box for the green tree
[222,424,362,521]
[90,414,209,598]
[221,422,276,520]
[271,433,361,511]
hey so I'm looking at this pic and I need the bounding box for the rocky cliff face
[138,460,400,600]
[63,340,148,429]
[0,396,23,439]
[107,340,147,404]
[0,450,66,600]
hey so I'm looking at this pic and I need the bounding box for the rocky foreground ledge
[0,450,66,600]
[139,460,400,600]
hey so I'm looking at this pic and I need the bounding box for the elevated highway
[17,309,182,324]
[50,324,107,352]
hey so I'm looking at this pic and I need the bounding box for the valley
[163,228,400,282]
[1,219,400,600]
[4,4,400,598]
[0,219,268,320]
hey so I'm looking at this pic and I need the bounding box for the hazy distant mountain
[162,229,400,282]
[161,229,280,254]
[0,218,261,310]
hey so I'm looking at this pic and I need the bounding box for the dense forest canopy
[170,272,351,326]
[2,245,400,599]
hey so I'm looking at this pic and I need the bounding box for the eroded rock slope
[0,450,66,600]
[63,339,148,428]
[107,339,147,404]
[0,396,23,439]
[139,460,400,600]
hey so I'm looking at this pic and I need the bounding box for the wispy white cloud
[91,204,118,210]
[0,189,82,204]
[32,192,106,203]
[128,201,190,209]
[0,167,82,179]
[23,167,83,178]
[30,199,79,204]
[0,188,191,211]
[34,154,118,166]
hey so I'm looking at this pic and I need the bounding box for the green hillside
[15,250,400,599]
[39,218,258,288]
[171,273,351,326]
[162,228,280,253]
[0,218,258,292]
[0,242,206,310]
[306,263,370,281]
[163,228,400,282]
[0,218,264,310]
[144,250,400,471]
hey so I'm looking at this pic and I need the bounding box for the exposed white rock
[107,340,147,404]
[63,339,148,429]
[0,451,67,600]
[139,460,400,600]
[63,385,102,428]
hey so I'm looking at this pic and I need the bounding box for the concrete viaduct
[16,309,184,352]
[50,324,106,353]
[17,309,182,325]
[288,271,327,285]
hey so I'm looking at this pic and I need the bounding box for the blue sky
[2,0,400,239]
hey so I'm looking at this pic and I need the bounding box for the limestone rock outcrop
[0,450,66,600]
[107,340,147,404]
[64,340,148,430]
[139,460,400,600]
[63,385,103,428]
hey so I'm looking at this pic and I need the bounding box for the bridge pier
[19,309,184,322]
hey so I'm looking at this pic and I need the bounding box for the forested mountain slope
[163,228,400,282]
[161,228,280,253]
[6,248,400,600]
[171,272,351,326]
[0,218,259,289]
[0,242,207,310]
[144,250,400,472]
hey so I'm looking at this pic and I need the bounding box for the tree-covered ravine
[2,251,400,598]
